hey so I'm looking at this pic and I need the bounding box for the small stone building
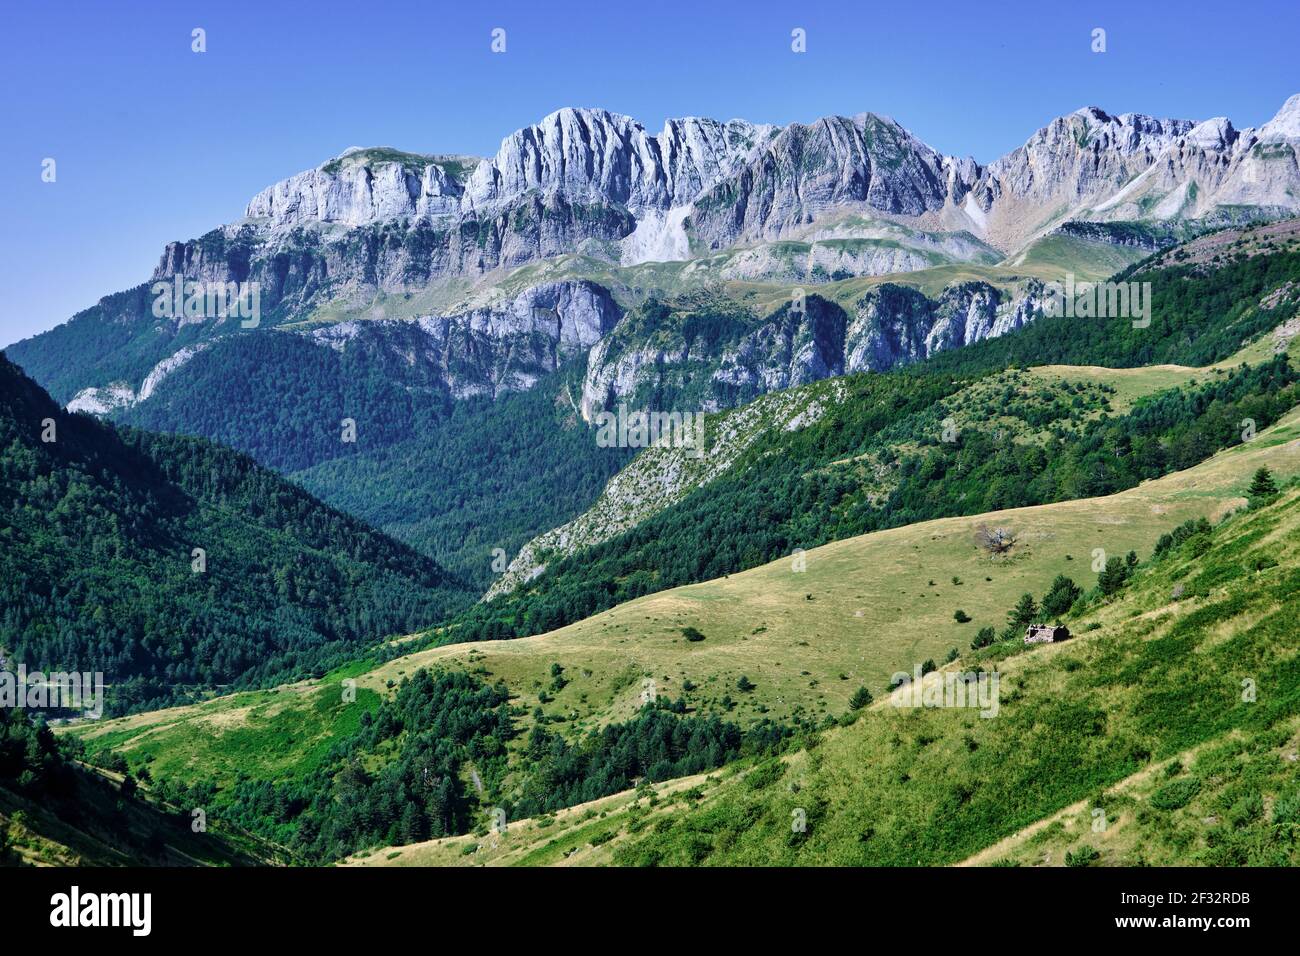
[1024,624,1071,645]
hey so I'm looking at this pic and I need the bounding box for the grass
[75,679,381,791]
[0,762,269,866]
[69,394,1300,792]
[1009,233,1151,278]
[607,485,1300,865]
[382,481,1300,867]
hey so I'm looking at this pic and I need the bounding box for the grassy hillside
[68,395,1300,859]
[610,481,1300,866]
[355,475,1300,867]
[459,341,1299,642]
[1,707,269,866]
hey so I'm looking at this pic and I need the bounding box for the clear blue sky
[2,0,1296,347]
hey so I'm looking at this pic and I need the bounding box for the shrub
[1150,777,1201,811]
[1065,846,1100,867]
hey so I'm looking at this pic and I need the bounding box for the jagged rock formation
[63,280,621,413]
[304,280,622,400]
[578,282,1047,419]
[155,94,1300,320]
[14,93,1300,451]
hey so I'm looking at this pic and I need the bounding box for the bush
[1065,846,1100,867]
[1150,777,1201,811]
[849,686,873,710]
[681,627,706,642]
[971,626,996,649]
[953,609,972,623]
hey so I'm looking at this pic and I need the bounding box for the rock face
[307,280,621,400]
[462,108,775,215]
[578,282,1046,420]
[689,114,959,249]
[246,148,475,228]
[18,93,1300,453]
[146,94,1300,328]
[967,109,1197,250]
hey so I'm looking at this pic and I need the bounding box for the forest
[0,352,469,713]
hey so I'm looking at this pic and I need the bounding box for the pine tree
[1008,593,1039,628]
[849,686,873,710]
[1040,575,1081,617]
[1248,467,1278,500]
[1099,556,1129,596]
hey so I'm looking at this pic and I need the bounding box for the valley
[4,76,1300,874]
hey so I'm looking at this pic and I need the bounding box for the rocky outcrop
[69,280,622,413]
[462,108,775,215]
[25,94,1300,442]
[306,280,621,400]
[965,108,1197,248]
[246,148,477,228]
[689,114,957,248]
[579,282,1046,419]
[154,197,634,323]
[486,378,850,599]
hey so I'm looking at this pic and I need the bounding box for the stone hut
[1024,624,1071,645]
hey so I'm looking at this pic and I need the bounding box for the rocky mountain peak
[462,106,769,216]
[1259,92,1300,141]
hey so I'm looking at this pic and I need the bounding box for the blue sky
[2,0,1297,347]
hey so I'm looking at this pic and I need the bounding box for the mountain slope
[0,351,469,713]
[459,235,1300,635]
[12,95,1300,414]
[349,473,1300,867]
[610,482,1300,866]
[1,707,270,866]
[70,389,1300,792]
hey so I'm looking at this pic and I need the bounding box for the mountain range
[6,93,1300,597]
[11,93,1300,415]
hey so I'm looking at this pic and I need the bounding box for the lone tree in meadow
[849,686,873,710]
[975,524,1017,555]
[1098,556,1130,596]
